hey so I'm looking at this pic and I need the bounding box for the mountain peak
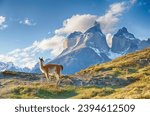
[111,27,138,53]
[121,27,127,32]
[116,27,128,35]
[85,21,102,33]
[147,38,150,43]
[115,27,135,39]
[67,31,82,39]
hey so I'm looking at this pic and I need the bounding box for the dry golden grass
[0,47,150,99]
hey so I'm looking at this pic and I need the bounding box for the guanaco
[39,57,63,85]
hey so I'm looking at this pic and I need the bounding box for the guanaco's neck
[39,61,44,69]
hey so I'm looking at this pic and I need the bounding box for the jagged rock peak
[147,38,150,43]
[115,27,135,38]
[116,27,128,35]
[85,21,102,33]
[67,31,82,39]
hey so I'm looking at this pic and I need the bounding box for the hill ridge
[0,47,150,98]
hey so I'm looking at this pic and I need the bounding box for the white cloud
[0,47,38,69]
[55,14,97,35]
[106,33,113,48]
[0,16,8,30]
[19,18,36,26]
[55,0,136,36]
[97,2,126,34]
[0,16,5,25]
[54,0,136,47]
[0,54,16,63]
[36,35,66,56]
[0,35,65,69]
[0,1,137,69]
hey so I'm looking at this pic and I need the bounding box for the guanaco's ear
[39,57,40,60]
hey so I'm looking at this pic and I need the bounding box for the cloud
[19,18,36,26]
[36,35,66,56]
[97,2,126,34]
[54,0,136,47]
[0,16,8,30]
[0,16,5,25]
[96,0,136,46]
[0,46,38,69]
[106,33,113,47]
[0,1,137,69]
[0,35,65,68]
[55,14,97,35]
[0,54,16,63]
[55,0,136,36]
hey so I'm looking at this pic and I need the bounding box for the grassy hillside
[0,47,150,99]
[78,47,150,78]
[76,47,150,98]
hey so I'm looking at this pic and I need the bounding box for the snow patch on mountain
[108,50,122,59]
[89,47,101,57]
[0,61,30,72]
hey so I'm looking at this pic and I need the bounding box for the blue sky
[0,0,150,68]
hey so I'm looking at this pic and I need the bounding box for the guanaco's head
[39,57,44,63]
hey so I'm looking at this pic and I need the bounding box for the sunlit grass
[0,47,150,99]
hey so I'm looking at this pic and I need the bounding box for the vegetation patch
[0,48,150,99]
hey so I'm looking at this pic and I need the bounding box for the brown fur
[39,57,63,84]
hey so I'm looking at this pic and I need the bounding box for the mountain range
[31,23,150,74]
[0,47,150,98]
[0,62,30,73]
[1,23,150,74]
